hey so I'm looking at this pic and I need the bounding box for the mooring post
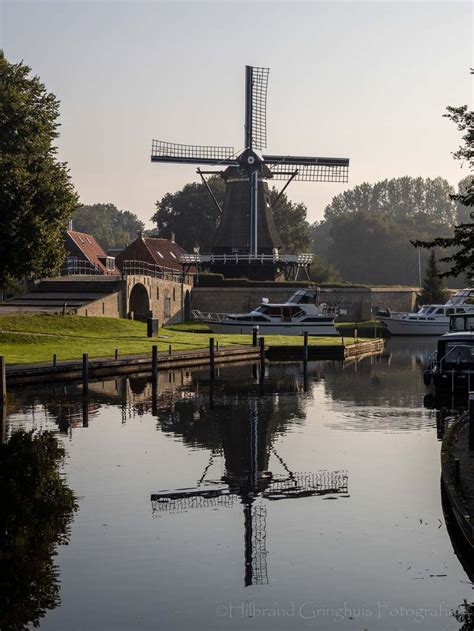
[209,337,215,379]
[152,345,158,383]
[469,391,474,451]
[53,353,57,367]
[82,396,89,428]
[259,336,265,366]
[168,344,172,355]
[82,353,89,393]
[252,327,258,347]
[303,331,309,364]
[0,356,6,404]
[454,458,460,484]
[115,349,119,360]
[216,340,219,352]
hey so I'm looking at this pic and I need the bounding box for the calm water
[3,338,473,631]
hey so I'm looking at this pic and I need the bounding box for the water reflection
[0,431,77,631]
[151,365,348,586]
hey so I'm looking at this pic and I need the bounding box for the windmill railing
[120,260,193,284]
[180,253,314,266]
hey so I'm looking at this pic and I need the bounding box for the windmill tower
[151,66,349,281]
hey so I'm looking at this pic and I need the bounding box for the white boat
[377,288,474,336]
[192,288,339,336]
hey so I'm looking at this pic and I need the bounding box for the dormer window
[156,250,164,258]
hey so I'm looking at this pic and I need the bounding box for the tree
[311,176,460,285]
[151,177,311,252]
[419,251,449,304]
[72,203,145,251]
[0,52,78,287]
[412,101,474,278]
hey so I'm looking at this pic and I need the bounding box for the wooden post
[454,458,460,484]
[115,349,119,360]
[303,331,309,363]
[209,337,215,379]
[469,392,474,451]
[82,397,89,428]
[53,354,57,367]
[259,336,265,365]
[0,356,6,404]
[168,344,172,355]
[252,327,258,347]
[82,353,89,393]
[152,345,158,383]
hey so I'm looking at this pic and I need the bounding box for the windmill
[151,66,349,280]
[151,396,349,586]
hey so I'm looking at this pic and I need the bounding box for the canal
[2,338,473,630]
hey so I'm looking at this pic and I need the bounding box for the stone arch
[129,283,150,320]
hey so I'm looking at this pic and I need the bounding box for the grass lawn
[0,315,359,365]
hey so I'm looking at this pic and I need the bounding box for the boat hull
[204,320,338,336]
[378,316,448,336]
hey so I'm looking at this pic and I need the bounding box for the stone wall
[191,285,421,321]
[76,291,122,318]
[124,275,193,324]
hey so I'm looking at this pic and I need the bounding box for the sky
[1,0,472,228]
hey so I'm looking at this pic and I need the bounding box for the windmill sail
[263,155,349,182]
[151,140,237,166]
[245,66,269,150]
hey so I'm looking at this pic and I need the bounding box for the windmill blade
[263,470,348,500]
[151,140,238,166]
[245,66,269,150]
[151,485,234,513]
[264,154,349,182]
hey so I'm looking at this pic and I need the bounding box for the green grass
[0,314,358,365]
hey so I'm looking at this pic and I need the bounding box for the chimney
[170,232,175,243]
[138,230,144,240]
[68,219,73,231]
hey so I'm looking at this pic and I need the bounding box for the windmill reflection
[151,365,348,586]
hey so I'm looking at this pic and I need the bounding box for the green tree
[72,203,145,251]
[0,52,78,287]
[412,103,474,278]
[311,176,459,284]
[151,177,311,252]
[419,251,449,304]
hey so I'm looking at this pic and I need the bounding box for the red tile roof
[66,230,118,275]
[115,236,188,272]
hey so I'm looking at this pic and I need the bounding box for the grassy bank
[0,315,358,365]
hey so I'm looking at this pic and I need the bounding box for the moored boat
[192,288,338,336]
[377,288,474,336]
[424,323,474,394]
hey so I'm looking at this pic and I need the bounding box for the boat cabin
[436,332,474,370]
[450,313,474,332]
[401,304,471,321]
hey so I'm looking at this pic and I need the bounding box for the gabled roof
[66,230,117,275]
[115,236,188,272]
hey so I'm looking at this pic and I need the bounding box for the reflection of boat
[193,288,338,336]
[377,289,474,336]
[424,330,474,394]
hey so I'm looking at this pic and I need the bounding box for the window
[156,287,160,300]
[170,252,177,259]
[156,250,164,259]
[173,287,176,301]
[435,308,444,314]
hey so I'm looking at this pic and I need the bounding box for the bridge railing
[120,260,193,285]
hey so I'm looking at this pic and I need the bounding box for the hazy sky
[1,1,472,227]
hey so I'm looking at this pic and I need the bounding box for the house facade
[65,230,118,275]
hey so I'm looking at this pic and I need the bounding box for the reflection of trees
[0,431,77,631]
[320,338,437,416]
[453,600,474,631]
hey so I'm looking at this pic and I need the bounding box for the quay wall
[191,286,420,321]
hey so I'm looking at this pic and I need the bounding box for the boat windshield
[288,289,319,305]
[443,341,474,364]
[446,289,474,306]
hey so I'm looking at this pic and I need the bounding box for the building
[115,232,188,275]
[65,230,118,275]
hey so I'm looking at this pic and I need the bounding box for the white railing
[121,260,192,284]
[192,309,228,322]
[60,261,102,276]
[180,253,314,265]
